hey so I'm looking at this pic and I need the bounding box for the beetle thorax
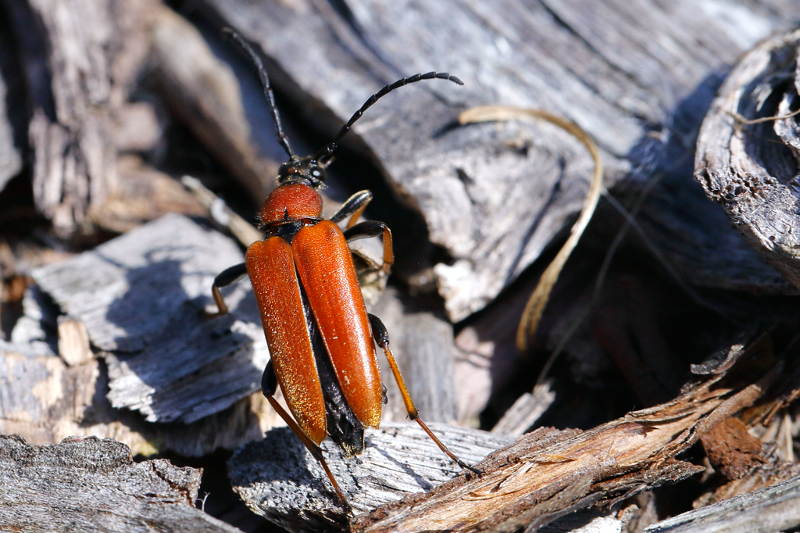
[259,183,323,225]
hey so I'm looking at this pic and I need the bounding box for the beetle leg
[330,190,372,229]
[367,314,481,475]
[261,360,352,510]
[344,221,394,274]
[208,263,247,317]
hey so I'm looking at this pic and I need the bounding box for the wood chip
[646,473,800,533]
[0,435,243,533]
[695,28,800,289]
[31,213,267,424]
[200,0,796,322]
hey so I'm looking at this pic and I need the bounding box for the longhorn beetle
[210,30,474,508]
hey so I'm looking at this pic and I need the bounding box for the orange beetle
[211,31,473,507]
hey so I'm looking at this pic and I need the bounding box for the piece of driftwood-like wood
[230,341,776,532]
[89,156,208,235]
[197,0,795,321]
[353,357,776,531]
[150,6,282,201]
[0,31,22,191]
[228,423,513,532]
[645,473,800,533]
[694,29,800,290]
[0,435,243,533]
[0,338,274,457]
[31,213,268,424]
[3,0,156,238]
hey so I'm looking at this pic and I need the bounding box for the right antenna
[224,28,295,158]
[316,71,463,162]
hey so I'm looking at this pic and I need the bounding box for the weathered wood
[645,473,800,533]
[354,353,775,531]
[694,29,800,290]
[89,156,207,235]
[491,381,555,436]
[229,339,777,532]
[150,6,281,201]
[31,213,266,424]
[0,26,22,191]
[197,0,795,322]
[228,423,512,532]
[0,435,243,533]
[0,335,274,458]
[3,0,156,239]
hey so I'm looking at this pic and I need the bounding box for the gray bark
[197,0,797,322]
[0,435,243,533]
[646,473,800,533]
[2,0,157,239]
[695,29,800,290]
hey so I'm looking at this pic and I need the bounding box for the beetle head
[277,155,327,188]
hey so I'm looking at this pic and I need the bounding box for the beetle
[210,30,475,507]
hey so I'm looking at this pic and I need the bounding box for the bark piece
[228,423,513,532]
[350,352,776,531]
[645,474,800,533]
[3,0,156,238]
[0,435,243,533]
[695,29,800,289]
[89,156,207,235]
[31,213,267,423]
[491,381,556,437]
[150,6,283,201]
[700,417,766,481]
[199,0,795,321]
[0,36,22,191]
[0,339,274,458]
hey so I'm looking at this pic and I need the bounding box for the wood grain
[31,214,267,424]
[198,0,796,322]
[695,29,800,289]
[0,435,244,533]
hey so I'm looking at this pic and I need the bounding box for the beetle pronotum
[211,29,474,509]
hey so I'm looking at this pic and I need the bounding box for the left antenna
[223,28,294,158]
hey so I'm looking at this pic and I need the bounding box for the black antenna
[224,28,295,158]
[316,71,463,161]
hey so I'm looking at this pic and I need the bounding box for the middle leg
[344,221,394,274]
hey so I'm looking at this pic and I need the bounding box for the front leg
[330,190,372,229]
[208,263,247,317]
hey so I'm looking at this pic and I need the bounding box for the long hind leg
[261,360,351,509]
[367,313,479,473]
